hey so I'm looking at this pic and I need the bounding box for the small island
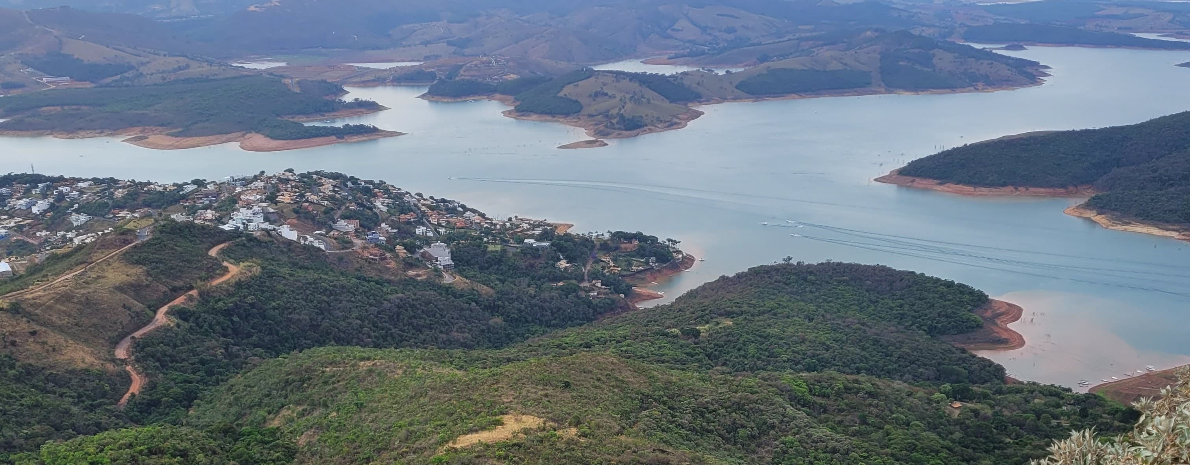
[878,111,1190,241]
[0,76,399,152]
[558,139,608,150]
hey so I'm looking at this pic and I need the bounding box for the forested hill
[9,261,1140,464]
[0,76,384,141]
[897,111,1190,227]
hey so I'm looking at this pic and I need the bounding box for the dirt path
[1,232,150,300]
[115,242,238,408]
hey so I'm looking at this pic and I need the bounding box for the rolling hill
[8,261,1140,464]
[893,111,1190,237]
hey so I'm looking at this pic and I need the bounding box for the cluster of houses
[1,170,652,284]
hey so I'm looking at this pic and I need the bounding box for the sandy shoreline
[127,130,403,152]
[943,299,1026,351]
[0,127,402,152]
[1090,364,1187,404]
[875,169,1095,197]
[625,253,697,307]
[0,105,396,152]
[558,139,608,150]
[1065,204,1190,242]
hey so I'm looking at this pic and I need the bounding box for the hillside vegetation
[8,259,1141,464]
[0,76,383,140]
[899,111,1190,227]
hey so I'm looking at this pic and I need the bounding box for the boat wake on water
[453,177,1190,298]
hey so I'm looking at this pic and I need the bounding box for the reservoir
[4,45,1190,389]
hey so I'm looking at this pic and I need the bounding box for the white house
[278,224,299,241]
[69,213,92,227]
[0,261,11,278]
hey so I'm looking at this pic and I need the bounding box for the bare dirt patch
[445,415,546,449]
[1091,365,1186,405]
[876,169,1095,197]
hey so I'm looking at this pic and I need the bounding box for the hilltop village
[0,171,692,301]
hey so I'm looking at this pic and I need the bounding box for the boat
[761,222,768,226]
[1111,377,1119,380]
[322,120,332,124]
[1147,365,1156,371]
[698,258,705,262]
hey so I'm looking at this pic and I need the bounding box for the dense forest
[165,348,1135,465]
[0,76,383,140]
[121,232,622,424]
[736,68,872,95]
[899,111,1190,226]
[20,53,134,83]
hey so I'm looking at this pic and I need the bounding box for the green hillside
[898,111,1190,227]
[10,261,1139,464]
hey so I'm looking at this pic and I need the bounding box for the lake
[4,44,1190,390]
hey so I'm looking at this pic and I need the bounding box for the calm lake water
[5,45,1190,389]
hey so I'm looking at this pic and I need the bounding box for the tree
[1032,368,1190,465]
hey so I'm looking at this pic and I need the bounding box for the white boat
[761,222,768,226]
[1147,365,1156,371]
[1101,379,1109,383]
[1112,377,1119,380]
[698,258,705,262]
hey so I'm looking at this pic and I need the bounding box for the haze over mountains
[2,0,1190,463]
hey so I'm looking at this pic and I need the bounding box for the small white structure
[278,225,299,241]
[0,261,12,278]
[69,213,92,227]
[425,242,454,269]
[31,200,52,215]
[332,220,356,233]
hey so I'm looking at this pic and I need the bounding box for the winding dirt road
[1,233,149,301]
[115,242,238,407]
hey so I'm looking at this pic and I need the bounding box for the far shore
[416,76,1046,142]
[943,299,1026,351]
[0,105,397,152]
[0,127,402,152]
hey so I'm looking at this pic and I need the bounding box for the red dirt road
[115,242,238,407]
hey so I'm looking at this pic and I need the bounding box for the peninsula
[878,111,1190,241]
[0,76,399,152]
[419,30,1047,142]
